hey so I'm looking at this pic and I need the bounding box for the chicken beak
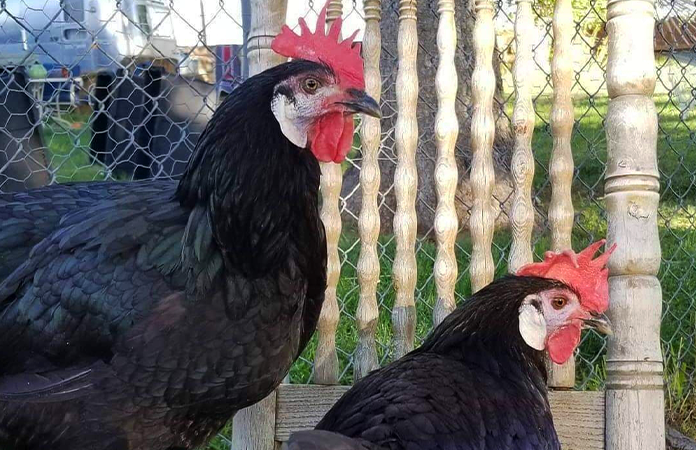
[339,89,381,118]
[583,311,613,336]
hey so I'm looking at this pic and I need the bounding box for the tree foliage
[530,0,608,60]
[532,0,606,35]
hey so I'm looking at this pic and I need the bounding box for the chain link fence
[0,0,694,444]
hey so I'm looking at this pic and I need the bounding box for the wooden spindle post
[547,0,577,389]
[246,0,288,76]
[469,0,496,293]
[232,0,287,448]
[392,0,418,359]
[605,1,665,449]
[355,0,382,380]
[508,0,535,274]
[314,0,344,385]
[433,0,459,326]
[230,392,277,450]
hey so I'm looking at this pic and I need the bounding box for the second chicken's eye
[303,77,321,93]
[551,297,567,310]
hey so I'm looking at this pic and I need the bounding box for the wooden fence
[232,0,665,449]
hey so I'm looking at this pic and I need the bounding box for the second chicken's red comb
[516,240,617,313]
[271,0,364,90]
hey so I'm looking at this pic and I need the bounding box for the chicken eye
[302,77,321,94]
[551,297,567,310]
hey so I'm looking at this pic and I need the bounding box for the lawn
[41,93,696,443]
[40,111,106,183]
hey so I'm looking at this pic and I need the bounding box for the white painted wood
[315,160,341,385]
[508,0,535,275]
[392,0,419,359]
[433,0,459,327]
[604,1,665,449]
[274,384,605,450]
[355,0,382,380]
[547,0,577,390]
[231,391,278,450]
[315,0,345,386]
[247,0,288,76]
[469,0,496,294]
[275,385,348,441]
[549,391,605,449]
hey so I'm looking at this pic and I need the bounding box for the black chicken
[0,6,379,450]
[285,242,616,450]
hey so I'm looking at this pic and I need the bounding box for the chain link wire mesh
[0,0,694,444]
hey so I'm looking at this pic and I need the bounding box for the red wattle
[546,323,582,364]
[309,113,354,163]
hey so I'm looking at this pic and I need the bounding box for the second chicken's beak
[339,89,381,118]
[583,311,613,336]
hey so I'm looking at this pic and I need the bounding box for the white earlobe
[271,94,307,148]
[519,296,546,351]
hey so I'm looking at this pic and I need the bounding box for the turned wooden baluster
[508,0,535,275]
[355,0,382,380]
[231,0,288,448]
[605,1,665,449]
[392,0,418,359]
[547,0,577,389]
[433,0,459,326]
[314,0,344,386]
[469,0,496,294]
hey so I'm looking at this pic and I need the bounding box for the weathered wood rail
[233,0,665,449]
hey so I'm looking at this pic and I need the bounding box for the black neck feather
[175,62,324,276]
[419,276,569,379]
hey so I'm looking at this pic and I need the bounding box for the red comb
[271,1,364,90]
[516,240,617,312]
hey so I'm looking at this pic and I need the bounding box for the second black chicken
[286,242,615,450]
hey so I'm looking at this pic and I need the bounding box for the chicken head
[270,1,380,163]
[516,240,616,364]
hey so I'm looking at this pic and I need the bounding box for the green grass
[284,208,695,384]
[41,96,696,443]
[511,94,696,204]
[41,110,106,183]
